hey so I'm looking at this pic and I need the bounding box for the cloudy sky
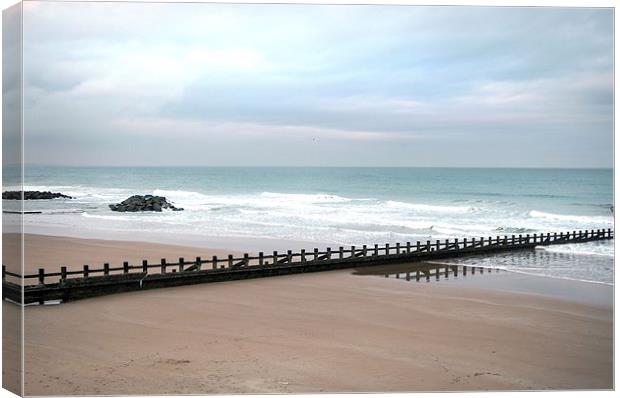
[16,2,614,167]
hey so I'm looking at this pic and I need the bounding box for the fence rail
[2,228,613,304]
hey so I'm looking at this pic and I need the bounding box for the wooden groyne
[2,228,613,305]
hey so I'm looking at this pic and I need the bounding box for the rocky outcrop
[2,191,73,200]
[109,195,184,212]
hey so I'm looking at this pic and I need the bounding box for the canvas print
[1,1,614,395]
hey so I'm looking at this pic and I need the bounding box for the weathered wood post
[488,236,492,246]
[463,237,468,248]
[83,265,89,278]
[526,234,530,244]
[272,251,278,266]
[444,239,449,250]
[212,256,218,269]
[228,255,234,268]
[286,250,292,263]
[300,249,306,262]
[259,252,264,266]
[453,265,458,277]
[123,261,129,274]
[350,246,356,258]
[244,253,250,266]
[373,244,378,256]
[416,269,421,282]
[327,247,332,259]
[195,256,202,271]
[436,240,440,251]
[396,242,401,254]
[608,228,612,237]
[463,265,467,276]
[518,234,522,244]
[416,241,421,252]
[179,257,185,272]
[339,247,345,259]
[161,258,166,274]
[435,268,440,281]
[511,235,515,245]
[38,268,45,285]
[385,243,390,256]
[546,232,551,242]
[105,263,111,276]
[406,242,411,253]
[445,265,449,278]
[315,248,320,260]
[61,266,67,282]
[426,240,431,252]
[360,246,365,257]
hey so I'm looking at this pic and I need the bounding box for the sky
[11,1,615,167]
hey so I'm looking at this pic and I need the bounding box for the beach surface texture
[18,235,613,395]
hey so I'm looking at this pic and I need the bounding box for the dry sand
[6,235,614,394]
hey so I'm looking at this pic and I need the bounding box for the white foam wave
[535,244,614,258]
[385,200,476,214]
[529,210,612,225]
[260,191,353,203]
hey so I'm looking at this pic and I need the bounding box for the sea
[5,166,615,284]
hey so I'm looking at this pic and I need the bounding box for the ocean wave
[529,210,612,224]
[384,200,476,214]
[260,191,354,203]
[534,244,614,258]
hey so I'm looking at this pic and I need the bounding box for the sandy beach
[12,234,613,395]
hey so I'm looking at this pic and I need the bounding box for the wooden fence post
[444,239,449,250]
[286,250,292,263]
[195,256,201,271]
[416,241,421,252]
[385,243,390,255]
[228,255,233,268]
[161,259,166,274]
[374,244,378,256]
[212,256,218,269]
[301,249,306,262]
[273,251,278,265]
[426,240,431,251]
[123,261,129,274]
[179,257,185,272]
[314,248,319,260]
[105,263,111,275]
[463,238,468,248]
[327,247,332,259]
[83,265,89,278]
[406,242,411,253]
[350,246,356,258]
[340,247,345,259]
[245,253,250,266]
[396,242,401,254]
[435,240,440,251]
[61,266,67,282]
[38,268,45,285]
[259,252,264,266]
[454,238,459,250]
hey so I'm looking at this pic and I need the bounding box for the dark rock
[109,195,183,212]
[2,191,73,200]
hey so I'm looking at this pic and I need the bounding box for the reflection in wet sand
[354,262,502,283]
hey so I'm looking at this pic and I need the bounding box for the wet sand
[9,235,614,394]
